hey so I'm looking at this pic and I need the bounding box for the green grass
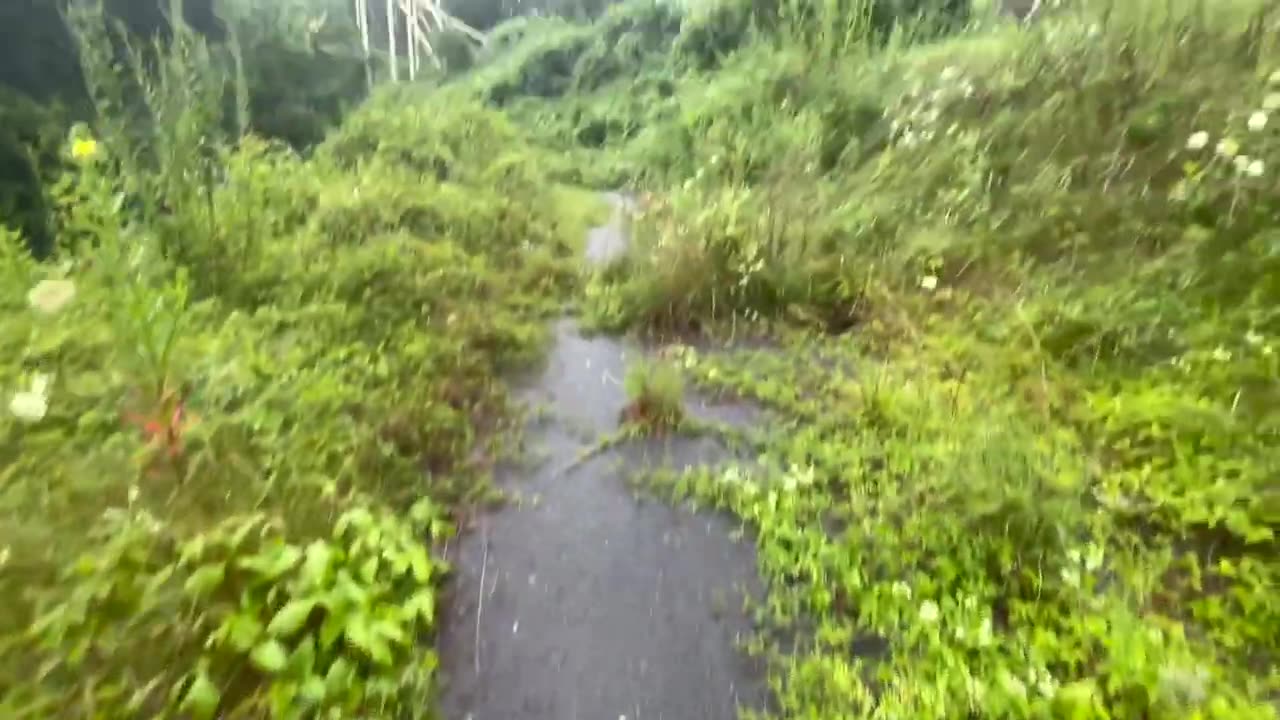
[622,357,687,430]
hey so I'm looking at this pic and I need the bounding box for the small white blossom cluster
[1184,69,1280,178]
[1059,542,1105,588]
[888,65,977,149]
[950,594,996,648]
[9,374,52,423]
[9,279,78,423]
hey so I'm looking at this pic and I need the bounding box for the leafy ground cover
[0,11,604,719]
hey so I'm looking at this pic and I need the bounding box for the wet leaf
[220,612,263,653]
[267,598,318,638]
[324,657,355,697]
[180,669,221,720]
[182,563,225,598]
[299,674,327,703]
[250,639,289,674]
[299,540,334,589]
[344,614,392,666]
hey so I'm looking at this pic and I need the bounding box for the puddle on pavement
[436,196,768,720]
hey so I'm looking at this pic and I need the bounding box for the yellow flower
[27,279,76,314]
[70,138,99,161]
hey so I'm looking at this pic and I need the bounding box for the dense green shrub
[0,11,600,719]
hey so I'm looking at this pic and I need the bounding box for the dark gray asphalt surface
[435,196,768,720]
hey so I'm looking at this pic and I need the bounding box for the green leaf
[323,657,355,698]
[358,555,379,582]
[319,608,346,650]
[409,548,433,584]
[344,614,393,666]
[406,590,436,623]
[220,613,263,653]
[299,674,327,704]
[183,563,226,598]
[299,540,334,589]
[289,636,317,677]
[267,598,318,638]
[250,640,290,674]
[237,543,302,580]
[180,669,221,720]
[373,617,408,646]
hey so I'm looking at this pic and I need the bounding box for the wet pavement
[436,195,768,720]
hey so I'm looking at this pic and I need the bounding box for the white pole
[386,0,398,82]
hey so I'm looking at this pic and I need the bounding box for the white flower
[27,279,77,315]
[1234,155,1252,173]
[1247,111,1268,132]
[1264,93,1280,111]
[920,275,939,291]
[28,278,78,313]
[1246,330,1265,346]
[891,581,912,599]
[919,600,940,623]
[8,393,46,421]
[1185,131,1209,150]
[1216,138,1240,158]
[1246,159,1265,177]
[9,373,52,423]
[9,391,48,423]
[1211,346,1232,362]
[1060,567,1081,588]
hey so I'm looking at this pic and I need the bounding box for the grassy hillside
[459,0,1280,717]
